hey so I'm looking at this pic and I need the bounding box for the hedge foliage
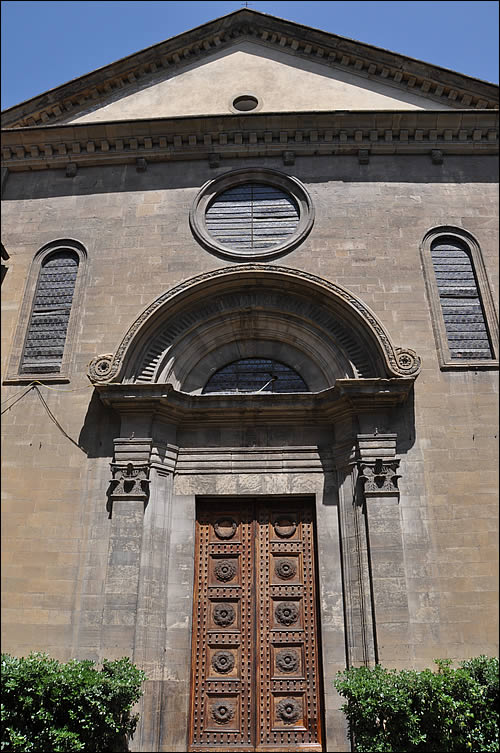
[1,653,147,752]
[334,656,499,752]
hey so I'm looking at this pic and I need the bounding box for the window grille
[205,183,300,252]
[21,250,79,373]
[430,238,492,359]
[203,358,309,394]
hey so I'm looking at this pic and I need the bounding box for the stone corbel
[431,149,443,164]
[358,458,401,496]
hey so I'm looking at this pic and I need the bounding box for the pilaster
[131,442,180,753]
[357,434,410,666]
[334,438,377,668]
[101,438,152,658]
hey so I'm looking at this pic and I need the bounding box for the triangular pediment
[2,9,497,128]
[59,41,458,124]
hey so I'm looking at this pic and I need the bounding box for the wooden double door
[189,498,323,752]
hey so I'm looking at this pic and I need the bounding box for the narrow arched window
[21,250,79,374]
[431,238,491,360]
[203,358,309,394]
[421,228,498,368]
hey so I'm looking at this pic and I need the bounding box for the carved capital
[110,461,150,500]
[358,458,401,496]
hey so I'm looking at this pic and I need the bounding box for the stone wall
[1,151,498,750]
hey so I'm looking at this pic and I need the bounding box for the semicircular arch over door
[88,265,420,388]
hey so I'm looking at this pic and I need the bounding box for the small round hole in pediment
[232,94,258,111]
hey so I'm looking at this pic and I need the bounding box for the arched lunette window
[421,227,498,368]
[6,239,87,382]
[203,358,309,394]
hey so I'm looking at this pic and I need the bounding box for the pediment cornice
[2,9,497,130]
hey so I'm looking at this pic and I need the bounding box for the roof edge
[2,9,498,129]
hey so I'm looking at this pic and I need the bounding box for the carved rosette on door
[189,500,323,752]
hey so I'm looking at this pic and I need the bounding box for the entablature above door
[95,376,415,428]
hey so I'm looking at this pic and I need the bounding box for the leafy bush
[1,653,147,752]
[334,656,499,752]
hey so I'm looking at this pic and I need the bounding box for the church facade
[1,10,498,752]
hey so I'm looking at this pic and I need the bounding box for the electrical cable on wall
[1,381,89,452]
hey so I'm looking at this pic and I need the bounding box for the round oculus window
[232,95,258,111]
[190,168,314,260]
[206,183,299,254]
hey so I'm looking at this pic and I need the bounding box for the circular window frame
[189,168,315,261]
[229,93,261,113]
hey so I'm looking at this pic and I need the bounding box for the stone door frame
[96,394,411,752]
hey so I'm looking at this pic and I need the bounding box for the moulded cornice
[1,109,497,172]
[95,378,415,427]
[1,9,497,130]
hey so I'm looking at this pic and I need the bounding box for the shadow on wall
[318,385,416,508]
[391,386,417,457]
[2,156,497,203]
[78,389,120,458]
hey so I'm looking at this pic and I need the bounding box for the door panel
[189,499,322,752]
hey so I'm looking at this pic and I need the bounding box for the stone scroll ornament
[214,560,237,582]
[394,347,421,376]
[276,698,301,724]
[211,701,235,725]
[211,650,235,674]
[87,354,114,383]
[275,602,299,626]
[213,603,236,627]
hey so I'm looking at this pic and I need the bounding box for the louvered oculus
[190,168,314,260]
[206,183,299,253]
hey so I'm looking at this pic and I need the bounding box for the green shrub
[1,653,147,752]
[334,656,499,752]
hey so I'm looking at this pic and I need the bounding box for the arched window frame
[202,357,310,394]
[420,226,498,369]
[5,239,88,383]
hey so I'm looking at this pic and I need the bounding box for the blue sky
[1,1,498,110]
